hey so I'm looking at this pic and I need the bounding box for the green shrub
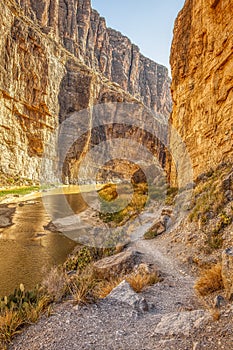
[98,183,148,225]
[64,246,115,272]
[0,284,39,313]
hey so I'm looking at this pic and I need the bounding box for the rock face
[170,0,233,181]
[0,0,171,182]
[15,0,171,116]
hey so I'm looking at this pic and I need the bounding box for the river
[0,186,93,297]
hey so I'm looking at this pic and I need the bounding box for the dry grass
[189,163,232,225]
[0,244,160,346]
[194,263,224,296]
[0,248,122,345]
[71,261,160,301]
[126,271,159,293]
[0,309,24,345]
[69,265,98,305]
[0,293,51,346]
[41,267,68,302]
[23,295,51,324]
[95,269,159,298]
[210,309,221,321]
[95,277,124,299]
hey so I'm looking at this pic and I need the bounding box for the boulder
[93,250,142,279]
[143,207,173,240]
[0,206,15,228]
[106,280,148,312]
[222,247,233,300]
[0,216,12,228]
[222,171,233,192]
[154,310,210,336]
[144,221,166,240]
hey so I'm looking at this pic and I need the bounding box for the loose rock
[106,280,149,312]
[154,310,210,336]
[93,250,142,279]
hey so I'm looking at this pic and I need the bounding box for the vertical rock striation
[0,1,65,179]
[0,0,171,182]
[170,0,233,181]
[15,0,171,115]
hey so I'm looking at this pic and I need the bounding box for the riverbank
[0,186,41,204]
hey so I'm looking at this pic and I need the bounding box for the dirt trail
[133,237,184,276]
[9,232,213,350]
[131,235,202,314]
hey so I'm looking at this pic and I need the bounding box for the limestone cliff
[15,0,171,115]
[0,0,171,182]
[170,0,233,181]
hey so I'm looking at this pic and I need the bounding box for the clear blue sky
[91,0,185,74]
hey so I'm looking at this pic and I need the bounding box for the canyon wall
[170,0,233,181]
[0,0,171,182]
[15,0,171,116]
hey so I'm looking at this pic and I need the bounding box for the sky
[91,0,185,75]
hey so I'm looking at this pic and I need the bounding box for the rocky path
[132,237,202,314]
[10,233,233,350]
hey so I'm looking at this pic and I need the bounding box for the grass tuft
[194,263,224,296]
[126,270,159,293]
[69,265,98,305]
[41,267,68,302]
[94,277,123,299]
[95,269,159,298]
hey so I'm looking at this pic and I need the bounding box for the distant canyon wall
[0,0,171,182]
[170,0,233,182]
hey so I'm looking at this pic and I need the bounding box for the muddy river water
[0,186,93,297]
